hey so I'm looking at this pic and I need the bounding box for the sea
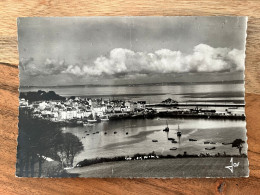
[20,83,245,104]
[20,83,247,164]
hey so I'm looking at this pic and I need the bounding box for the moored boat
[205,147,216,150]
[76,120,83,124]
[163,120,169,132]
[88,119,97,123]
[177,124,182,137]
[86,123,94,127]
[101,115,109,121]
[222,142,231,145]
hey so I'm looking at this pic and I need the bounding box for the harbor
[61,117,247,164]
[18,89,247,167]
[19,90,245,128]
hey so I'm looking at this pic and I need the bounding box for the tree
[57,133,84,167]
[17,107,62,177]
[17,107,84,177]
[232,139,245,156]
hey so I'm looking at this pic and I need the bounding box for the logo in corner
[225,157,239,173]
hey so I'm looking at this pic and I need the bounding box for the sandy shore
[68,157,249,178]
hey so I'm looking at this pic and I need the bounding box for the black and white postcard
[17,17,248,178]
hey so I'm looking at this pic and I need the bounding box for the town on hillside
[19,91,245,125]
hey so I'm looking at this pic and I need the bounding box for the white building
[39,101,48,110]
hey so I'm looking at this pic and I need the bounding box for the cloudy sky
[18,17,247,86]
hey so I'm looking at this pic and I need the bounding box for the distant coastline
[19,80,244,89]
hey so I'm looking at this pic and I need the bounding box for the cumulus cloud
[21,44,245,77]
[20,58,67,76]
[64,44,245,77]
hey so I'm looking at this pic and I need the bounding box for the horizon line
[20,80,244,88]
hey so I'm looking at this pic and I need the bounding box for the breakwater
[109,111,245,121]
[146,103,245,107]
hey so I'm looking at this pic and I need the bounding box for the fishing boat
[101,116,109,121]
[170,147,177,150]
[205,147,216,150]
[189,138,197,141]
[85,123,94,127]
[204,141,210,144]
[76,120,83,124]
[152,139,158,142]
[88,119,97,123]
[177,124,182,137]
[163,121,169,132]
[168,138,175,141]
[172,140,178,143]
[222,142,231,145]
[88,112,98,123]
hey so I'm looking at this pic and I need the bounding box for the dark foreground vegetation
[76,151,247,168]
[16,108,83,177]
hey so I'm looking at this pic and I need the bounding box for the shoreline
[27,111,246,127]
[35,113,246,127]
